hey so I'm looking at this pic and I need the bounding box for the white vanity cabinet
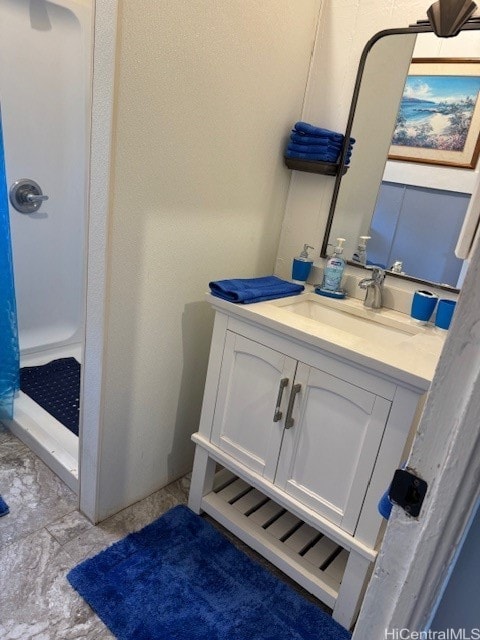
[189,295,439,630]
[211,330,392,535]
[274,362,391,535]
[210,332,297,483]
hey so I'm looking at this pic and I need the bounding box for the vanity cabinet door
[275,362,391,534]
[211,332,297,482]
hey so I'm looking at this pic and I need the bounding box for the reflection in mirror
[323,28,480,290]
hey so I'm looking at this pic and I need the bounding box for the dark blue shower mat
[20,357,80,436]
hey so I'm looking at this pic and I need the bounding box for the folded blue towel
[285,149,351,164]
[209,276,304,304]
[293,122,344,141]
[290,132,356,147]
[290,134,343,148]
[287,143,352,157]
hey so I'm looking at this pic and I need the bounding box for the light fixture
[427,0,478,37]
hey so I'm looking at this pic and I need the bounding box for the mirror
[322,23,480,290]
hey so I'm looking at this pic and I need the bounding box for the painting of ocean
[392,74,480,151]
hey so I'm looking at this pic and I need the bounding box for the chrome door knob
[9,179,49,214]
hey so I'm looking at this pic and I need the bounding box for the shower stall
[0,0,92,492]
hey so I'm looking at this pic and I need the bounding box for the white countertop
[207,290,446,391]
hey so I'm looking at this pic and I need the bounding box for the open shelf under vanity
[203,468,350,611]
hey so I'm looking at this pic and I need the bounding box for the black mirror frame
[320,19,480,291]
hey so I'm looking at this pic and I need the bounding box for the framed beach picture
[388,58,480,168]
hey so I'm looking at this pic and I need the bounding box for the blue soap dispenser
[292,244,314,284]
[320,238,346,294]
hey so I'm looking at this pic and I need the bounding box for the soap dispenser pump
[353,235,371,265]
[292,244,314,284]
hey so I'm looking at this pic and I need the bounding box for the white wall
[95,0,321,518]
[275,0,437,281]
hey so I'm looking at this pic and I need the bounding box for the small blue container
[292,258,312,281]
[378,488,393,520]
[435,299,457,330]
[411,290,438,323]
[291,244,314,283]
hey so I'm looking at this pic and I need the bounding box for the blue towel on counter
[293,122,344,141]
[209,276,304,304]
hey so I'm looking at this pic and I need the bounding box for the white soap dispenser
[352,235,371,265]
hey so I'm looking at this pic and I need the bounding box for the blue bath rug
[20,357,80,436]
[0,495,9,517]
[67,505,351,640]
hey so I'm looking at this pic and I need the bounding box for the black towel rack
[284,157,349,176]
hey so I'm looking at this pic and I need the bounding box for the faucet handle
[372,267,385,285]
[361,265,385,283]
[371,267,385,284]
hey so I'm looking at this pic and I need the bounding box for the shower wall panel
[0,0,90,352]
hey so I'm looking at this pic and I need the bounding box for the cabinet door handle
[273,378,289,422]
[285,383,301,429]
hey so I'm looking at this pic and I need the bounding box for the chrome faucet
[358,267,385,309]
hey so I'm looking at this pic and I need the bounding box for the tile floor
[0,422,328,639]
[0,422,191,639]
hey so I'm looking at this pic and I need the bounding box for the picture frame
[388,58,480,169]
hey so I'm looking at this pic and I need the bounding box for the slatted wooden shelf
[201,469,349,609]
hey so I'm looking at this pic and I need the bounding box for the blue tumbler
[435,299,457,330]
[411,290,438,324]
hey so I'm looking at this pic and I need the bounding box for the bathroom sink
[207,290,445,388]
[268,294,421,348]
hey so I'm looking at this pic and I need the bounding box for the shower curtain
[0,106,19,420]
